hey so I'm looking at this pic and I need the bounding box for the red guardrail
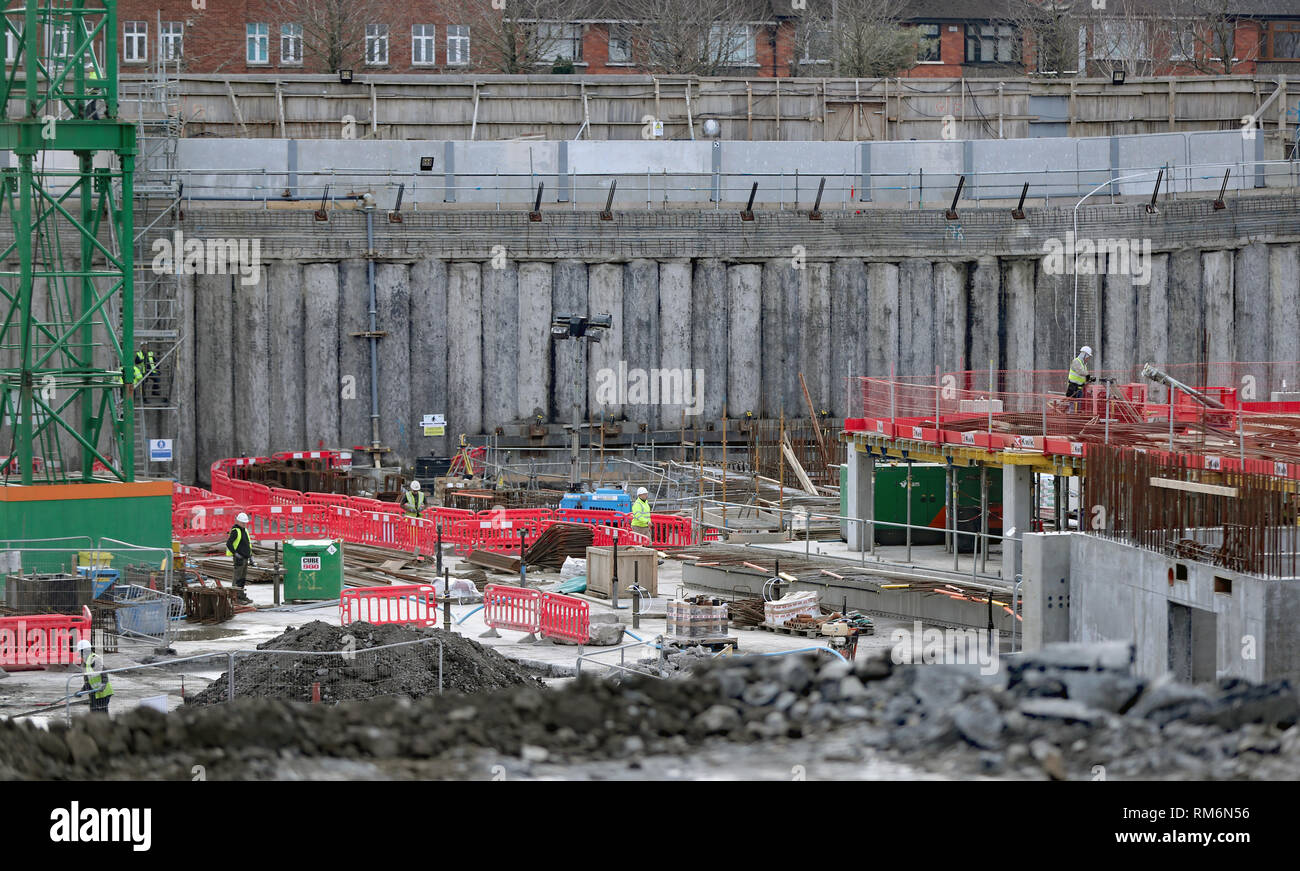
[340,585,438,627]
[451,518,546,556]
[539,592,589,644]
[0,607,92,671]
[483,584,541,635]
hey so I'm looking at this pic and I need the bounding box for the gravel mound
[187,621,541,705]
[4,642,1299,780]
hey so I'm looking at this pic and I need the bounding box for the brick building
[107,0,1300,78]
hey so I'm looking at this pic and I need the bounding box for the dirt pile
[187,621,541,705]
[3,642,1298,780]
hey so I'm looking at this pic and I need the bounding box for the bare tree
[617,0,764,76]
[464,0,594,73]
[1071,0,1158,79]
[1158,0,1255,74]
[267,0,387,72]
[1004,0,1081,76]
[806,0,918,78]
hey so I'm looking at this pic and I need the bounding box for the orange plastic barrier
[483,584,541,634]
[340,585,438,627]
[452,518,545,556]
[649,514,695,547]
[0,607,92,671]
[539,592,589,644]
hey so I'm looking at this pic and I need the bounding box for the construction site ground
[0,552,915,727]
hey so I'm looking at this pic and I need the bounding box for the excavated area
[187,621,542,704]
[3,643,1298,780]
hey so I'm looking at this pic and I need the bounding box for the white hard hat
[1080,346,1093,357]
[236,512,250,524]
[637,487,649,497]
[409,480,421,491]
[76,639,92,654]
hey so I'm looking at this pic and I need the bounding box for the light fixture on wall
[1111,69,1125,85]
[339,69,354,84]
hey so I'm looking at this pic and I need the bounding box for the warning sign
[422,413,446,437]
[301,556,321,571]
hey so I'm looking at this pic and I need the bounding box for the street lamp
[551,313,613,492]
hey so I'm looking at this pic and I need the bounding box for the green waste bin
[282,539,343,601]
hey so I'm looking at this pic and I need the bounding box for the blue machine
[558,486,632,513]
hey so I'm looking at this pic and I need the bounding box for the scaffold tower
[0,0,137,483]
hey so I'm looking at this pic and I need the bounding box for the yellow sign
[423,425,445,437]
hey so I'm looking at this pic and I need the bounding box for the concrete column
[1234,242,1270,365]
[587,262,623,420]
[232,266,269,459]
[1004,259,1036,394]
[658,259,693,429]
[552,259,589,425]
[726,263,762,418]
[1101,269,1137,377]
[482,260,520,430]
[1167,247,1204,366]
[194,273,233,483]
[1138,253,1170,401]
[267,262,305,453]
[1021,532,1072,651]
[175,271,197,483]
[968,257,1000,377]
[338,260,373,456]
[829,258,867,417]
[516,262,552,423]
[447,262,483,437]
[1034,266,1074,374]
[1269,244,1300,370]
[799,261,831,414]
[846,443,874,551]
[782,258,802,413]
[865,262,899,378]
[376,262,411,464]
[411,258,449,458]
[760,259,791,416]
[1202,250,1235,365]
[622,259,659,426]
[934,260,967,375]
[691,258,727,420]
[1002,464,1033,581]
[303,263,341,452]
[898,259,934,378]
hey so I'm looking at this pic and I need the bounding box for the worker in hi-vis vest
[1066,345,1095,399]
[225,512,254,605]
[401,479,426,517]
[77,639,113,714]
[631,487,652,534]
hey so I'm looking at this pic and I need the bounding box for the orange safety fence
[539,592,589,644]
[0,607,92,671]
[483,584,541,635]
[340,585,438,627]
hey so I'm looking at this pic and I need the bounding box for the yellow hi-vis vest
[1068,355,1089,385]
[226,525,247,557]
[631,498,651,528]
[83,651,113,700]
[401,490,426,516]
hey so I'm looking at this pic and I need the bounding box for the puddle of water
[172,626,242,642]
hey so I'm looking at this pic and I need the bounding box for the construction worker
[134,343,159,403]
[77,639,113,715]
[631,486,652,537]
[225,512,254,605]
[1066,345,1095,401]
[401,479,426,518]
[82,61,102,120]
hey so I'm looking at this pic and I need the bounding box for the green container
[282,539,344,601]
[840,462,1004,547]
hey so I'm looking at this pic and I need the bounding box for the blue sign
[150,439,173,462]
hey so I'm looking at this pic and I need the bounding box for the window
[5,24,19,63]
[608,24,633,64]
[535,22,583,62]
[1265,21,1300,60]
[1090,20,1149,60]
[246,23,269,64]
[161,22,184,61]
[123,20,147,63]
[447,25,470,65]
[708,24,755,65]
[280,23,302,64]
[916,23,941,62]
[798,20,832,63]
[366,24,389,65]
[47,22,72,59]
[412,24,436,65]
[965,24,1018,63]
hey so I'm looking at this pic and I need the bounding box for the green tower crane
[0,0,137,484]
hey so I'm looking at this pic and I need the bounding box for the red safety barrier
[245,504,334,541]
[0,607,92,671]
[174,504,248,542]
[591,524,650,547]
[340,585,438,627]
[649,514,696,547]
[483,584,541,635]
[539,592,589,644]
[304,492,353,508]
[451,518,546,556]
[477,508,554,524]
[269,487,304,507]
[554,508,629,528]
